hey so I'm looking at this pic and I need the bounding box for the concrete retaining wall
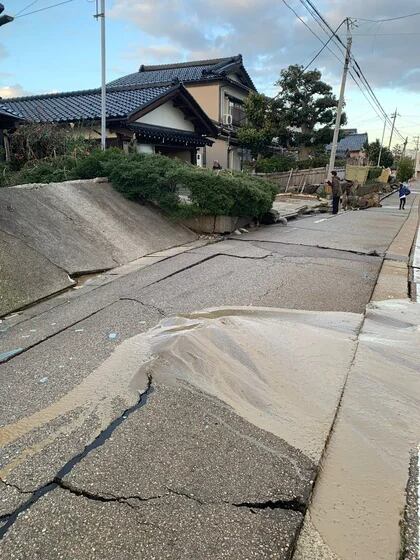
[0,179,196,316]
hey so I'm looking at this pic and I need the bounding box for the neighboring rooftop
[0,84,172,123]
[326,132,368,154]
[108,54,256,91]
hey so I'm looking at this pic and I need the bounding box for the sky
[1,0,420,150]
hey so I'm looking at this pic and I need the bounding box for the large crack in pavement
[0,372,307,541]
[0,375,154,539]
[229,237,384,258]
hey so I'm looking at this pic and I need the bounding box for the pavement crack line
[0,299,120,364]
[0,376,154,540]
[56,480,167,510]
[0,478,33,495]
[189,251,274,260]
[232,498,306,514]
[229,237,384,258]
[119,297,166,317]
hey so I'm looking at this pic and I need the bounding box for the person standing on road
[329,171,342,215]
[341,179,354,211]
[399,182,410,210]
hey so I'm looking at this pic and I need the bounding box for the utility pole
[327,18,352,178]
[402,137,408,158]
[387,108,399,150]
[377,117,387,167]
[414,136,420,179]
[0,3,14,27]
[94,0,106,151]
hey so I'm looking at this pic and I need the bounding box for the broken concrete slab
[0,230,73,317]
[0,487,303,560]
[64,382,315,505]
[0,180,196,276]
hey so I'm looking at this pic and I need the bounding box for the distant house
[109,55,257,170]
[0,83,216,164]
[326,132,368,165]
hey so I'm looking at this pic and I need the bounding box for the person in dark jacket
[329,171,342,214]
[399,182,410,209]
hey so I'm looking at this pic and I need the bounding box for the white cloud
[0,84,30,98]
[110,0,420,94]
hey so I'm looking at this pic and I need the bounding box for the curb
[371,194,420,302]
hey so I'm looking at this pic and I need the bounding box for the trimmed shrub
[109,154,276,219]
[109,153,180,205]
[255,156,296,173]
[70,148,127,180]
[367,167,382,181]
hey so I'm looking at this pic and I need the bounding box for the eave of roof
[0,83,217,138]
[128,123,213,146]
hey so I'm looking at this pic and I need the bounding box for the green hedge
[255,155,345,173]
[109,154,276,219]
[1,149,277,219]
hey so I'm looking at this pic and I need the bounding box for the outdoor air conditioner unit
[223,113,233,126]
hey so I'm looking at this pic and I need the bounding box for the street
[0,190,419,558]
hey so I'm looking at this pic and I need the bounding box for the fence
[256,166,348,192]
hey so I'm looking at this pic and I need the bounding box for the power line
[343,32,420,36]
[298,0,406,141]
[15,0,40,17]
[280,0,346,67]
[301,19,346,72]
[280,0,405,142]
[356,11,420,23]
[14,0,74,18]
[280,0,394,131]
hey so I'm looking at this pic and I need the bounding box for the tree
[237,92,287,159]
[364,139,394,168]
[274,65,346,157]
[392,143,403,164]
[396,157,415,182]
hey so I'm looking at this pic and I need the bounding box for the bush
[109,153,180,204]
[14,156,78,184]
[397,157,415,183]
[255,154,333,173]
[255,156,296,173]
[367,167,382,181]
[70,148,126,180]
[109,154,276,219]
[9,124,92,169]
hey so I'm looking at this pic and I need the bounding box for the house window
[223,95,246,127]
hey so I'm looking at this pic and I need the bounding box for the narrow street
[1,190,419,559]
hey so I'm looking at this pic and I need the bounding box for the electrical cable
[301,19,346,73]
[298,0,406,141]
[356,12,420,23]
[280,0,393,133]
[14,0,75,18]
[15,0,40,17]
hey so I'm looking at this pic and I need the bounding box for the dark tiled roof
[108,55,256,90]
[0,85,171,123]
[326,133,368,153]
[0,103,23,120]
[128,123,213,147]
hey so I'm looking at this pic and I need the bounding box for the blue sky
[2,0,420,151]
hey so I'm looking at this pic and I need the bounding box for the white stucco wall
[137,101,195,132]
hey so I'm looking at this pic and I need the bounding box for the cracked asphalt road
[0,192,415,559]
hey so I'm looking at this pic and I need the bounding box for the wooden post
[285,168,294,192]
